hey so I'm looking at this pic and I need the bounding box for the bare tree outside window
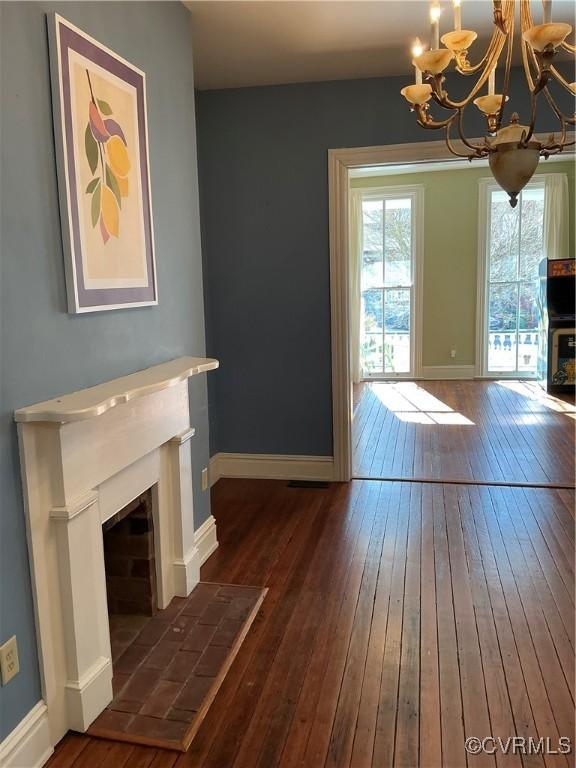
[361,198,413,375]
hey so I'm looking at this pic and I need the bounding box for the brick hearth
[87,582,266,751]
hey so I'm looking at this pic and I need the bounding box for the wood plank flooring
[353,380,575,486]
[47,478,575,768]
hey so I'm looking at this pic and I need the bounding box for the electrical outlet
[450,348,457,358]
[201,467,209,492]
[0,636,19,685]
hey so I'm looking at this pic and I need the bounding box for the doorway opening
[328,140,571,483]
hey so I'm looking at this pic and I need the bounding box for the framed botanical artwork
[48,14,157,313]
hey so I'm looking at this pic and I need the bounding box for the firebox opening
[103,488,157,662]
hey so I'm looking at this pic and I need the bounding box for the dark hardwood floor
[353,380,575,486]
[48,477,575,768]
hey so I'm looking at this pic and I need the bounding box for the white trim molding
[420,365,476,380]
[476,177,490,377]
[194,515,219,566]
[210,453,334,484]
[209,454,219,487]
[0,702,52,768]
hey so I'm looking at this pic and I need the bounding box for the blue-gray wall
[0,1,209,739]
[197,69,569,457]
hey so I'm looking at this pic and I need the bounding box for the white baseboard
[420,365,475,380]
[0,701,52,768]
[65,656,112,733]
[194,514,218,566]
[173,545,201,597]
[210,453,334,484]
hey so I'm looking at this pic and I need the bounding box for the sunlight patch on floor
[395,411,436,424]
[496,380,576,415]
[431,411,475,425]
[371,382,475,426]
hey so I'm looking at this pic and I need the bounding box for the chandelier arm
[521,0,534,32]
[520,17,549,144]
[414,104,457,130]
[549,65,576,93]
[542,74,576,124]
[533,53,576,97]
[542,85,576,127]
[542,116,568,149]
[446,114,486,158]
[456,0,514,74]
[527,0,575,57]
[435,0,514,106]
[522,0,575,95]
[444,134,478,158]
[520,0,537,91]
[542,147,574,157]
[523,85,540,143]
[430,47,504,109]
[455,27,502,74]
[521,41,537,92]
[456,108,488,153]
[495,6,515,131]
[492,0,511,35]
[541,124,576,153]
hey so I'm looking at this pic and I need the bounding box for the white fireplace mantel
[15,356,219,753]
[15,356,218,423]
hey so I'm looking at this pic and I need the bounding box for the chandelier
[400,0,575,206]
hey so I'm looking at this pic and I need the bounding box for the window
[359,188,422,377]
[479,181,545,377]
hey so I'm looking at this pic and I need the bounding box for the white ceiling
[186,0,575,90]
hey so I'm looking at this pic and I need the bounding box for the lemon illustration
[101,185,119,237]
[117,175,129,198]
[107,135,131,178]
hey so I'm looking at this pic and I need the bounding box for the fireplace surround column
[169,428,200,596]
[49,491,111,732]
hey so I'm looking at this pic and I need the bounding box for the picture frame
[48,14,158,313]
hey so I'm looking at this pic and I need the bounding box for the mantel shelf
[14,356,219,424]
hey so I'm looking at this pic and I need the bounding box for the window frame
[476,177,545,379]
[356,184,424,380]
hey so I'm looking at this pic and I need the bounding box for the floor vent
[287,480,331,489]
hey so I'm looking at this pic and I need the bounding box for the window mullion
[382,200,386,374]
[516,191,522,372]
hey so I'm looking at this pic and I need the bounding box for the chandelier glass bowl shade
[400,0,576,206]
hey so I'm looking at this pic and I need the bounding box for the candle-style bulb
[412,37,424,58]
[453,0,462,31]
[430,4,442,23]
[412,38,424,84]
[430,3,441,49]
